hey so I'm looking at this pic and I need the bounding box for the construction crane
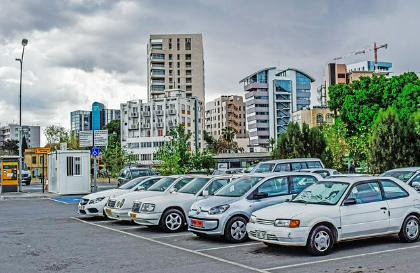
[333,42,388,72]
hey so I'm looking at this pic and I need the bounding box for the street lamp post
[15,38,28,192]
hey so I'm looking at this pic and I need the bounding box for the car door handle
[380,207,387,210]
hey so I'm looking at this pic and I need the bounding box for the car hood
[191,196,241,211]
[111,190,167,209]
[82,189,128,200]
[253,202,333,219]
[140,192,193,204]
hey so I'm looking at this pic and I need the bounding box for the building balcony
[143,111,151,117]
[131,112,138,117]
[157,122,164,128]
[156,110,163,116]
[244,82,268,92]
[169,109,176,115]
[130,124,139,130]
[142,123,151,129]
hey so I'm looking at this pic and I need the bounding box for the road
[1,198,420,272]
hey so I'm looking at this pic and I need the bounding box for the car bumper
[130,211,162,226]
[246,222,309,246]
[78,202,107,217]
[187,212,225,236]
[105,208,131,221]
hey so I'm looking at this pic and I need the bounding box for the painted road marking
[50,195,84,204]
[196,242,261,252]
[150,232,191,239]
[72,217,269,273]
[263,244,420,271]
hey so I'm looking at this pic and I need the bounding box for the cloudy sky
[1,0,419,145]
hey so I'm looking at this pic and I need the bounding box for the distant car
[117,167,157,187]
[104,175,195,221]
[21,169,31,185]
[295,168,340,178]
[212,169,242,175]
[188,172,323,243]
[129,175,239,232]
[380,167,420,191]
[78,176,159,217]
[247,176,420,255]
[250,158,324,173]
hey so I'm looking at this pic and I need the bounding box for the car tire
[224,216,248,243]
[399,215,420,243]
[306,225,334,256]
[25,181,30,186]
[160,209,186,233]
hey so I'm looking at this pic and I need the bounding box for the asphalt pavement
[1,197,420,272]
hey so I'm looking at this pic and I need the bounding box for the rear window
[306,161,323,168]
[253,163,275,173]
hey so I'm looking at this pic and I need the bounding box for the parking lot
[1,198,420,273]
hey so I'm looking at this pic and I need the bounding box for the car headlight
[116,199,125,208]
[249,215,257,224]
[89,197,106,204]
[141,203,155,212]
[208,204,230,215]
[274,219,300,228]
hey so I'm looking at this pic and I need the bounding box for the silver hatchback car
[188,172,323,243]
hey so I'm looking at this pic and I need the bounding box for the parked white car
[129,175,238,232]
[188,172,322,243]
[247,177,420,255]
[104,175,195,221]
[78,176,160,217]
[295,168,340,178]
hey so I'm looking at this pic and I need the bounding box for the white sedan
[247,177,420,255]
[104,175,195,221]
[129,175,237,232]
[78,176,160,217]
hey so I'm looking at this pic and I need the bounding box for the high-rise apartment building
[70,102,120,135]
[0,124,40,149]
[147,34,205,103]
[240,67,315,152]
[205,95,248,149]
[120,89,203,165]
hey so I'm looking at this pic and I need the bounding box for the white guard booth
[48,150,91,194]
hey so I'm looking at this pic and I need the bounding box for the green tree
[43,125,69,151]
[221,126,235,143]
[3,139,19,155]
[102,141,130,177]
[102,119,121,143]
[154,124,191,175]
[272,122,304,159]
[369,107,403,173]
[189,150,216,174]
[21,135,29,152]
[203,130,216,152]
[322,121,348,171]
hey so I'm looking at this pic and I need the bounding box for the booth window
[67,156,82,176]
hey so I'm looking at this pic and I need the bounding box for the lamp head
[22,39,28,47]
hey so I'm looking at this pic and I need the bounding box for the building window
[186,86,192,91]
[185,38,191,50]
[32,156,36,164]
[169,38,172,49]
[338,73,346,78]
[186,54,191,60]
[316,114,324,125]
[186,70,192,76]
[177,70,180,76]
[169,54,173,60]
[158,130,163,136]
[186,62,191,68]
[67,156,82,176]
[186,78,192,83]
[177,38,180,50]
[151,53,164,60]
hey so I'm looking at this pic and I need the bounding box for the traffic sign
[91,147,100,157]
[35,148,51,154]
[94,130,108,147]
[79,131,93,147]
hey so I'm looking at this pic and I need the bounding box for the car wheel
[399,215,420,243]
[224,216,248,243]
[25,181,30,186]
[161,209,186,233]
[306,225,334,256]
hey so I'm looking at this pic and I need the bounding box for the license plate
[80,206,85,210]
[191,219,203,227]
[256,231,267,239]
[106,208,111,214]
[130,213,136,219]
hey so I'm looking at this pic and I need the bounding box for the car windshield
[380,171,416,182]
[131,169,155,178]
[118,177,148,189]
[292,181,349,205]
[212,170,226,175]
[215,176,263,197]
[178,178,211,194]
[147,177,176,191]
[244,166,255,173]
[253,163,275,173]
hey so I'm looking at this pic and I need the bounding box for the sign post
[35,148,50,193]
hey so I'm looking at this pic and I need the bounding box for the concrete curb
[0,193,60,201]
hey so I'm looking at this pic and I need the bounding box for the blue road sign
[92,147,99,157]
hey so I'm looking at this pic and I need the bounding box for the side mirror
[411,182,420,189]
[169,188,177,193]
[343,198,357,206]
[202,190,209,197]
[136,186,146,191]
[255,192,269,199]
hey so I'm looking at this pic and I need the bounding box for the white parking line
[72,217,269,273]
[196,242,261,252]
[118,226,148,230]
[150,232,191,239]
[49,199,68,204]
[263,244,420,271]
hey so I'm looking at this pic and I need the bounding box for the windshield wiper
[314,201,333,205]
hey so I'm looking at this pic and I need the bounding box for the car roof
[259,158,321,164]
[239,172,321,179]
[297,168,336,172]
[320,176,402,185]
[383,167,420,172]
